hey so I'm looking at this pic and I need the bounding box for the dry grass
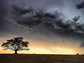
[0,54,84,63]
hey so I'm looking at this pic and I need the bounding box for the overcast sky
[0,0,84,54]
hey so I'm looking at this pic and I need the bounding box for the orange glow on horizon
[0,45,77,54]
[0,39,83,54]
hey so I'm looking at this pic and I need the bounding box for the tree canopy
[1,37,29,54]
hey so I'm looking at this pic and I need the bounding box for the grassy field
[0,54,84,63]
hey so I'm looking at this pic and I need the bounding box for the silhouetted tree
[76,53,79,55]
[1,37,29,54]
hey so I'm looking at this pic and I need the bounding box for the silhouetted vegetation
[1,37,29,54]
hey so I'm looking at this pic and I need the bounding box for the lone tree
[1,37,29,54]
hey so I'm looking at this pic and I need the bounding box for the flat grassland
[0,54,84,63]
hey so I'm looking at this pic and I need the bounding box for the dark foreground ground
[0,54,84,63]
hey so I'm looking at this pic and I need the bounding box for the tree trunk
[14,50,18,54]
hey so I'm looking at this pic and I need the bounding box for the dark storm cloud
[6,3,84,35]
[1,0,84,49]
[12,3,33,16]
[0,0,7,35]
[76,1,84,47]
[0,0,6,20]
[0,0,25,36]
[76,1,84,9]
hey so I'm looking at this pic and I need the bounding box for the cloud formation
[6,2,84,35]
[12,3,33,16]
[76,1,84,9]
